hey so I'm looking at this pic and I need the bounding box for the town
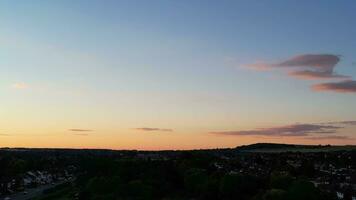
[0,144,355,200]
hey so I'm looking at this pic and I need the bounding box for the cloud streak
[338,121,356,125]
[211,123,341,137]
[312,80,356,93]
[288,70,349,80]
[134,127,173,132]
[247,54,346,80]
[305,136,353,140]
[324,121,356,125]
[275,54,340,71]
[68,129,93,132]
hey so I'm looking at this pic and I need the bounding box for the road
[1,181,67,200]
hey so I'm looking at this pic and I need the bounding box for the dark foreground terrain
[0,143,355,200]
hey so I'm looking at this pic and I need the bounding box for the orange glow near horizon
[1,127,354,150]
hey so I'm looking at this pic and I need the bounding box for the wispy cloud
[211,123,341,137]
[134,127,173,132]
[312,80,356,93]
[12,82,29,89]
[245,54,356,94]
[288,70,349,80]
[246,54,347,80]
[324,121,356,125]
[305,136,354,140]
[337,121,356,125]
[68,129,93,132]
[68,129,92,136]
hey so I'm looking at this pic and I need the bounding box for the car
[4,197,11,200]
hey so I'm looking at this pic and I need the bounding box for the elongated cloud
[212,124,341,137]
[305,136,353,140]
[213,124,341,136]
[325,121,356,125]
[288,70,349,80]
[134,127,173,132]
[276,54,340,71]
[68,129,92,136]
[247,54,348,80]
[312,80,356,93]
[68,129,93,132]
[338,121,356,125]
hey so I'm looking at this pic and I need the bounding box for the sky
[1,0,356,150]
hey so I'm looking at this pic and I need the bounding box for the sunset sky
[1,0,356,150]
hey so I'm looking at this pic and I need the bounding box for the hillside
[236,143,356,153]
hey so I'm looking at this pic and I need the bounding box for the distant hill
[236,143,356,153]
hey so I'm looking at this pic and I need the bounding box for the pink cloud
[211,123,341,137]
[134,127,173,132]
[305,136,353,140]
[276,54,340,71]
[288,70,350,80]
[246,54,348,80]
[68,129,93,132]
[312,80,356,93]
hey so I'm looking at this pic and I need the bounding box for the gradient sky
[1,0,356,150]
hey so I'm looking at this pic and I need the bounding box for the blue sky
[1,0,356,149]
